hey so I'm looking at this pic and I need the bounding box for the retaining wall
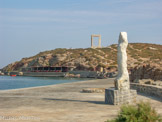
[69,71,97,78]
[130,83,162,99]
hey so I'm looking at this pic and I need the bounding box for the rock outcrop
[130,64,162,82]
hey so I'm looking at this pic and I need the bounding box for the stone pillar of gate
[91,35,93,48]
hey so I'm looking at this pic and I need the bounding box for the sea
[0,76,92,90]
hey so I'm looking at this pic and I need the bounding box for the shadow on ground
[43,92,162,106]
[42,98,109,105]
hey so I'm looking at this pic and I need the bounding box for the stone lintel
[91,34,101,37]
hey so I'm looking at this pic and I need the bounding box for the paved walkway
[0,78,161,122]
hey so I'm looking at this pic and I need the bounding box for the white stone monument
[115,32,130,91]
[105,32,137,105]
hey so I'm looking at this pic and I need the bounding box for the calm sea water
[0,76,91,90]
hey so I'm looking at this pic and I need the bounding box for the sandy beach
[0,78,161,122]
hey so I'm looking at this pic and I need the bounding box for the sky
[0,0,162,68]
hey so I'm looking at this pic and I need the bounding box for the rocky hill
[2,43,162,75]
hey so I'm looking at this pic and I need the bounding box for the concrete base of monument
[105,88,137,105]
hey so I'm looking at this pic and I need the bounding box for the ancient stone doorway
[91,34,101,48]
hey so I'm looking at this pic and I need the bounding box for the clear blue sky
[0,0,162,68]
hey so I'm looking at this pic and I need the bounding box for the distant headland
[1,43,162,80]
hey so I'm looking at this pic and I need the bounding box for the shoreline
[0,78,99,92]
[0,76,97,92]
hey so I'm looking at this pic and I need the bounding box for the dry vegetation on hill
[2,43,162,73]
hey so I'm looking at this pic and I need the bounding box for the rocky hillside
[130,63,162,81]
[2,43,162,73]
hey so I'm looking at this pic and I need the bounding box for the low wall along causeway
[130,83,162,99]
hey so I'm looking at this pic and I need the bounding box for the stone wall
[69,71,98,78]
[130,83,162,99]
